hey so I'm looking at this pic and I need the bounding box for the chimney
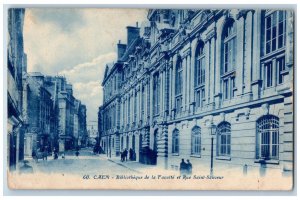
[117,40,127,61]
[126,22,140,46]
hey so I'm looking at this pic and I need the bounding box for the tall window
[172,129,179,154]
[195,41,206,108]
[256,115,279,160]
[153,129,158,152]
[217,122,231,157]
[134,93,137,123]
[277,56,285,84]
[222,19,237,100]
[265,10,286,54]
[191,126,201,156]
[128,96,130,123]
[121,136,124,150]
[153,73,160,116]
[141,86,145,119]
[126,135,129,149]
[175,57,183,113]
[264,56,286,88]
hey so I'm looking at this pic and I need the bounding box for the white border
[1,0,299,199]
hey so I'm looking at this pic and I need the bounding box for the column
[149,75,153,121]
[205,39,211,104]
[160,68,164,117]
[190,40,197,111]
[215,20,222,108]
[210,36,216,106]
[236,13,245,96]
[251,9,263,102]
[168,60,173,119]
[182,56,187,113]
[244,11,254,94]
[186,52,191,111]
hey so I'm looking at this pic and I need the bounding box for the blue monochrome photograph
[6,8,294,190]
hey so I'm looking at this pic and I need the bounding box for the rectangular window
[134,94,137,122]
[200,57,205,85]
[128,96,130,123]
[141,87,144,119]
[175,96,182,114]
[195,90,200,108]
[201,88,205,107]
[265,62,273,88]
[277,56,285,84]
[231,77,236,98]
[153,73,160,115]
[191,134,201,155]
[265,11,286,55]
[223,79,229,99]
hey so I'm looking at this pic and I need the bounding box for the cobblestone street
[23,148,145,176]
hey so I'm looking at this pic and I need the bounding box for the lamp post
[210,123,216,177]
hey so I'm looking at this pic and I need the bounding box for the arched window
[172,129,179,154]
[217,122,231,157]
[175,57,183,114]
[191,126,201,156]
[221,19,237,100]
[195,41,205,108]
[256,115,279,160]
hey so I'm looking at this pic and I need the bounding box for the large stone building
[22,73,88,156]
[22,72,56,157]
[7,8,27,170]
[99,9,294,176]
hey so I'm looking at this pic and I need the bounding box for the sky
[23,8,148,124]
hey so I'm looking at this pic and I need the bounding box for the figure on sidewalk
[124,148,128,161]
[75,150,80,158]
[129,148,133,161]
[179,158,188,175]
[53,148,58,160]
[186,159,192,175]
[121,149,125,162]
[43,148,48,161]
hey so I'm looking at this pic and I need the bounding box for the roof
[28,72,44,77]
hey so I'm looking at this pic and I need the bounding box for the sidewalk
[106,156,176,175]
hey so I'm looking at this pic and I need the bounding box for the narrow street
[26,148,139,176]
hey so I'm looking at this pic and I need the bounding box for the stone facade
[99,9,294,176]
[22,72,55,157]
[7,8,26,170]
[22,74,88,155]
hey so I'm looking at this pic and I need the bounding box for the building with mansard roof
[98,9,294,176]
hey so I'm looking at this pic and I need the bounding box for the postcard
[6,7,294,190]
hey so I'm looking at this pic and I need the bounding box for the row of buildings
[7,8,88,170]
[98,9,294,176]
[22,73,88,157]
